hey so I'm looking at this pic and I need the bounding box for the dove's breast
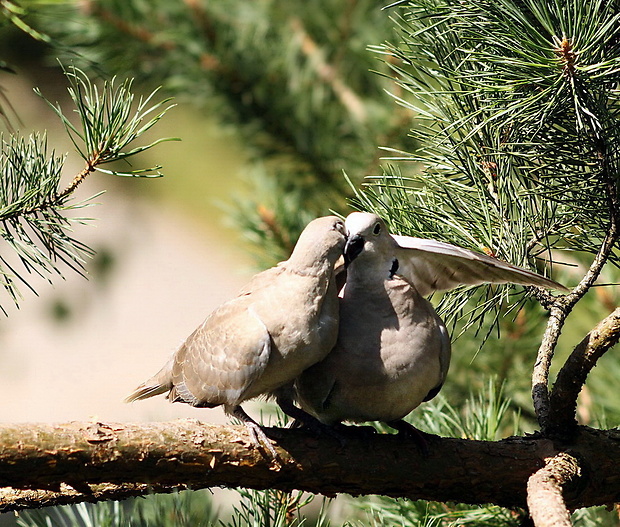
[297,275,449,424]
[240,268,340,398]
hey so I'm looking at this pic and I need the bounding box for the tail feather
[124,359,173,403]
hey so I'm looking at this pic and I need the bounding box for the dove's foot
[229,405,280,461]
[243,420,280,460]
[387,419,433,455]
[349,424,379,439]
[276,394,344,440]
[315,422,351,447]
[276,395,322,429]
[275,394,352,445]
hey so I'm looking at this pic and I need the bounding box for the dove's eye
[372,223,381,235]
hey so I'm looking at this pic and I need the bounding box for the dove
[295,212,567,436]
[125,215,347,456]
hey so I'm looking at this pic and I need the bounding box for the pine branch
[0,66,176,311]
[38,0,413,262]
[77,0,368,184]
[290,17,367,123]
[360,0,620,328]
[531,211,619,430]
[353,1,620,434]
[0,483,184,513]
[530,45,620,433]
[1,421,620,514]
[37,65,177,180]
[0,134,91,312]
[0,0,51,45]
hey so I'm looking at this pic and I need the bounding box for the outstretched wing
[391,234,567,297]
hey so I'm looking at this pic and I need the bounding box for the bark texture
[548,308,620,437]
[1,420,620,513]
[527,453,581,527]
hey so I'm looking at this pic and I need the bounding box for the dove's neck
[347,255,397,284]
[284,247,337,277]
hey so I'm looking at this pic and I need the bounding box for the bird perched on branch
[296,212,567,436]
[126,215,348,457]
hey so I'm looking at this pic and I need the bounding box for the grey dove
[126,215,347,456]
[296,212,567,435]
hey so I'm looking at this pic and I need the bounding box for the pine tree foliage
[31,0,418,263]
[0,132,90,313]
[16,491,218,527]
[353,0,620,335]
[39,66,175,179]
[0,65,175,312]
[0,0,51,126]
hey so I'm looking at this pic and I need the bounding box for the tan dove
[296,212,567,435]
[126,215,347,456]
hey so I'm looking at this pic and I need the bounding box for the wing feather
[170,298,271,407]
[391,234,567,297]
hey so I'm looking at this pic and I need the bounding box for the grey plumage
[296,212,566,431]
[126,215,347,454]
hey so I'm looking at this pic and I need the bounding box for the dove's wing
[391,234,568,297]
[168,293,272,407]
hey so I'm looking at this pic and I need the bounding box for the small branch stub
[527,452,581,527]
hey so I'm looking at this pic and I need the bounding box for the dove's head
[344,212,399,278]
[286,216,347,273]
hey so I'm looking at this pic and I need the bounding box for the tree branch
[54,156,99,202]
[290,17,367,123]
[532,210,619,433]
[547,308,620,438]
[1,421,620,514]
[527,452,581,527]
[0,483,185,512]
[531,305,567,431]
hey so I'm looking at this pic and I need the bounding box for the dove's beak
[344,234,364,267]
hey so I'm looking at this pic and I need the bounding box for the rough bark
[1,420,620,513]
[548,308,620,438]
[532,305,566,432]
[527,453,581,527]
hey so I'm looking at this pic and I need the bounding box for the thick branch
[0,483,185,512]
[547,308,620,437]
[527,453,581,527]
[1,421,620,514]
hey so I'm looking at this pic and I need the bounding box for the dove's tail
[124,359,173,403]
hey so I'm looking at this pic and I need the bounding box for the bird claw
[287,416,348,447]
[387,419,433,455]
[243,420,281,462]
[276,395,348,445]
[230,405,282,462]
